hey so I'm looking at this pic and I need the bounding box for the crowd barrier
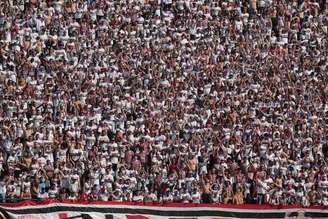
[1,200,328,219]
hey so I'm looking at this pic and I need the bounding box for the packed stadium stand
[0,0,327,208]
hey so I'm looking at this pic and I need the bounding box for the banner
[1,200,328,219]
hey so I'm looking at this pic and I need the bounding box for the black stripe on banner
[0,206,286,218]
[305,212,328,218]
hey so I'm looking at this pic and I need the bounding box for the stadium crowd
[0,0,328,206]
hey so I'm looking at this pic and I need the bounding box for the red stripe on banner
[58,213,68,219]
[1,199,328,210]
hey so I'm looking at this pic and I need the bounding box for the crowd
[0,0,327,206]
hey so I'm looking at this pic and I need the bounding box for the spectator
[0,181,6,203]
